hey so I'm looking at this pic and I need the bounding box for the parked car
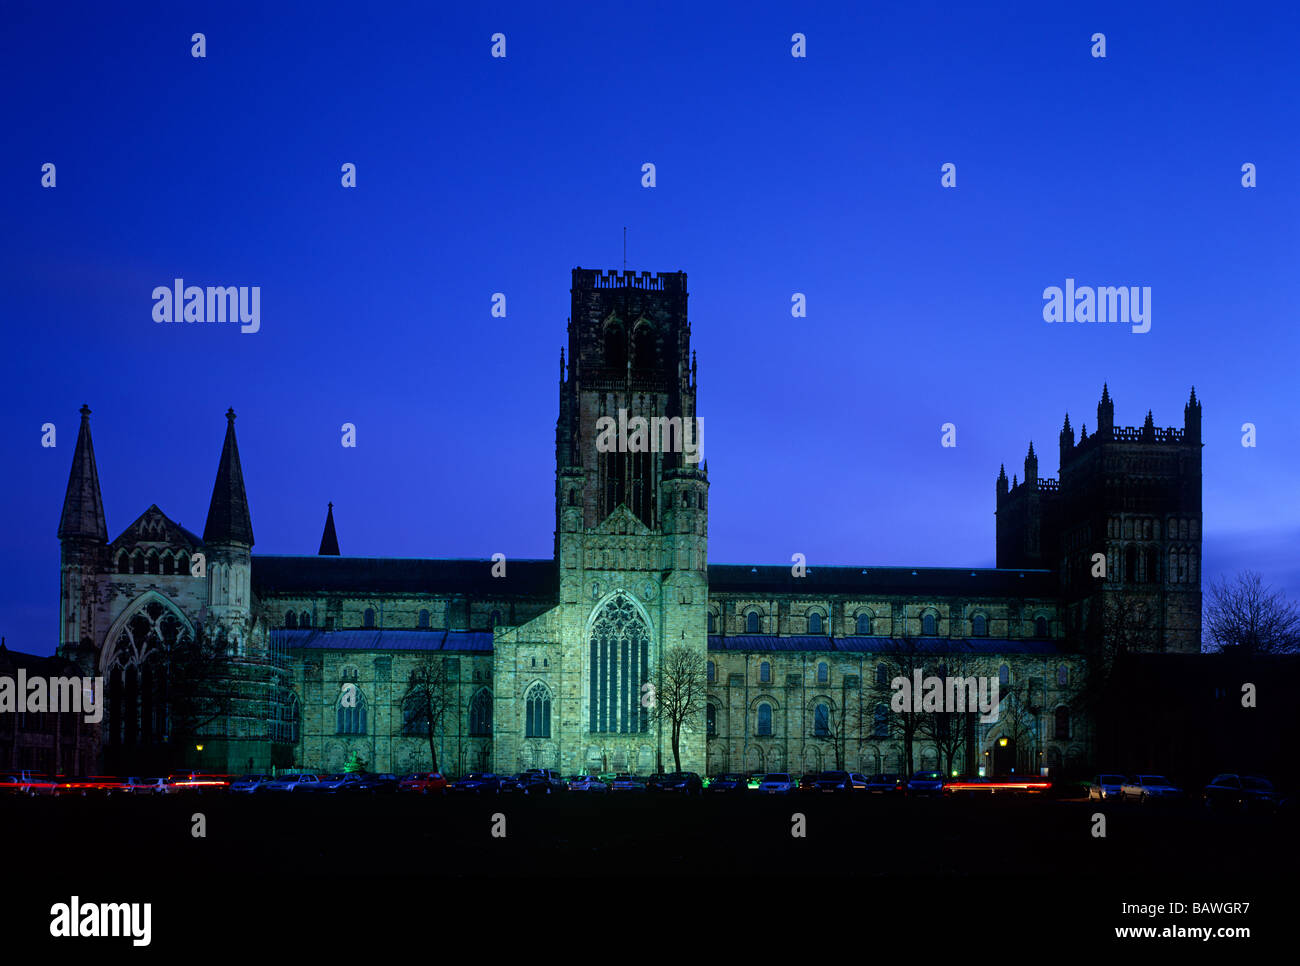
[121,776,170,796]
[1119,775,1183,803]
[1088,774,1127,801]
[848,773,872,790]
[756,773,797,795]
[1202,774,1281,812]
[168,773,231,794]
[261,773,320,793]
[397,772,447,795]
[707,773,748,794]
[0,772,57,796]
[865,774,904,794]
[53,776,117,797]
[229,774,274,794]
[746,772,766,790]
[309,773,366,794]
[451,773,503,795]
[907,771,945,796]
[568,775,608,793]
[353,773,400,794]
[648,772,703,795]
[609,773,646,793]
[797,773,820,792]
[812,770,856,794]
[516,769,566,794]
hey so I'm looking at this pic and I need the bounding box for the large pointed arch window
[469,688,493,736]
[588,593,650,734]
[105,597,190,748]
[525,682,552,738]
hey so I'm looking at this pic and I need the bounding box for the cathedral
[55,268,1203,780]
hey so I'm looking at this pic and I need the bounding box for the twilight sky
[2,1,1298,654]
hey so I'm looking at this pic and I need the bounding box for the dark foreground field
[2,791,1294,875]
[4,793,1291,947]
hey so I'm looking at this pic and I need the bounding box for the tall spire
[318,502,340,555]
[58,405,108,542]
[203,408,254,546]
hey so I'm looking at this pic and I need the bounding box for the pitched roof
[203,408,254,546]
[57,405,107,542]
[318,503,340,555]
[707,635,1067,655]
[707,564,1056,597]
[272,629,493,652]
[252,556,557,597]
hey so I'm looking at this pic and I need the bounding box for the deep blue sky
[3,2,1298,654]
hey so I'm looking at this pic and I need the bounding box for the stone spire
[318,502,340,555]
[203,408,254,546]
[58,405,108,542]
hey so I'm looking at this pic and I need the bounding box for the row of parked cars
[1086,772,1291,812]
[1,767,1059,799]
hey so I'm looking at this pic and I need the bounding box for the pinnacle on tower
[1184,386,1202,443]
[203,408,254,546]
[1097,383,1115,435]
[319,502,340,555]
[1024,441,1038,485]
[58,404,108,542]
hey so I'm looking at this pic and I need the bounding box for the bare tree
[1079,593,1160,714]
[867,633,931,779]
[919,657,975,777]
[1204,570,1300,656]
[647,645,708,773]
[996,675,1042,775]
[166,623,236,744]
[400,655,459,773]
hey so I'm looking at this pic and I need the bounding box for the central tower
[549,268,708,774]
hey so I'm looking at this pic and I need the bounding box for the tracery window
[525,682,552,738]
[587,594,649,734]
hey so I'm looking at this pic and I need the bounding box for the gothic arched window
[285,610,297,629]
[922,613,937,636]
[706,703,717,737]
[756,702,773,736]
[1054,707,1071,740]
[116,551,130,574]
[746,611,761,634]
[469,689,493,737]
[808,612,823,634]
[817,662,829,684]
[301,611,311,629]
[418,609,430,628]
[856,613,871,635]
[972,614,988,636]
[814,703,830,737]
[336,690,367,735]
[587,594,649,734]
[708,613,716,633]
[873,703,889,738]
[759,661,771,683]
[603,321,626,369]
[707,660,715,682]
[525,682,551,738]
[632,322,655,369]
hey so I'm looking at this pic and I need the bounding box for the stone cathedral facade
[55,268,1203,779]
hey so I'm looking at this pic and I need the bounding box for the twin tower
[997,385,1204,652]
